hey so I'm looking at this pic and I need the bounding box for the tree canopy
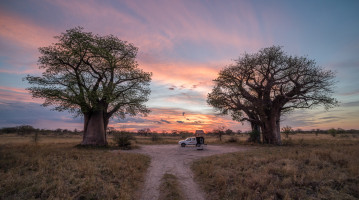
[26,27,152,145]
[208,46,337,144]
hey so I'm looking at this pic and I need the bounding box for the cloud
[318,116,342,120]
[116,117,146,124]
[342,101,359,107]
[0,9,56,50]
[0,101,81,130]
[0,86,42,104]
[1,0,358,132]
[160,119,171,124]
[340,90,359,96]
[109,107,248,132]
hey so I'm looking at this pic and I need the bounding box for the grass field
[0,136,150,200]
[1,133,358,199]
[192,136,359,200]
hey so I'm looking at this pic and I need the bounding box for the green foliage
[225,129,234,135]
[248,130,260,143]
[207,46,338,144]
[25,26,152,119]
[112,131,135,149]
[328,128,337,137]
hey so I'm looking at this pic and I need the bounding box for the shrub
[112,131,135,149]
[328,128,337,137]
[151,133,162,141]
[227,136,238,143]
[281,126,293,139]
[32,132,39,144]
[247,130,260,143]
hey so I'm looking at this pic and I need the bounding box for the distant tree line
[0,125,82,135]
[2,125,356,137]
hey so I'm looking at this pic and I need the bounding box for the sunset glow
[0,0,358,132]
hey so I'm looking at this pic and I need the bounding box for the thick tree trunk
[103,115,109,144]
[261,110,282,145]
[250,122,261,143]
[81,110,108,146]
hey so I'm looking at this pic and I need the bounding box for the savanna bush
[328,128,337,137]
[112,131,135,149]
[227,136,238,143]
[282,126,293,139]
[248,130,260,143]
[151,133,162,142]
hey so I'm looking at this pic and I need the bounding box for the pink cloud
[123,0,264,49]
[0,9,57,74]
[47,0,266,56]
[0,86,41,104]
[0,10,56,50]
[47,0,174,52]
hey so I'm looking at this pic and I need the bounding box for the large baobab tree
[208,46,337,145]
[26,27,152,146]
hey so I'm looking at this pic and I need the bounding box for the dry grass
[133,135,248,145]
[0,142,150,199]
[158,173,184,200]
[0,134,82,145]
[133,135,181,145]
[192,137,359,200]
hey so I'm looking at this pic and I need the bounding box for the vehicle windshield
[186,138,191,141]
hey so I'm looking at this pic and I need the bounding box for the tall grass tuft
[32,132,39,144]
[159,173,183,200]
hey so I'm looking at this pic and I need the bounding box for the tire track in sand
[129,144,249,200]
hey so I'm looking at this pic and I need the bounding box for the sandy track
[127,144,248,200]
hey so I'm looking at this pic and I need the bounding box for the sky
[0,0,359,132]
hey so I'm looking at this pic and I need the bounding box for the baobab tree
[26,27,152,146]
[208,46,337,145]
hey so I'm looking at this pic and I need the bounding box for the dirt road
[129,144,249,200]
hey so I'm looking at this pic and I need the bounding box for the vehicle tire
[181,143,186,147]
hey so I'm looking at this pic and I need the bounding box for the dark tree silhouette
[26,27,152,146]
[208,46,337,145]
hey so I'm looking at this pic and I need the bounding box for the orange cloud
[110,107,246,132]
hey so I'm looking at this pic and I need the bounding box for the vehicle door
[189,138,196,145]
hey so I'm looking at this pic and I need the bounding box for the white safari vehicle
[178,136,206,150]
